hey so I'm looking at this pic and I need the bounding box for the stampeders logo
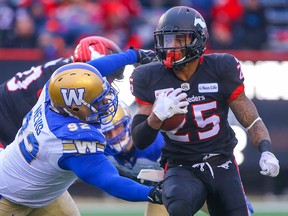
[187,95,205,103]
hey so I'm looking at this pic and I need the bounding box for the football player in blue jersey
[0,35,129,215]
[0,36,126,148]
[0,35,159,216]
[0,50,162,215]
[130,6,280,216]
[103,101,164,181]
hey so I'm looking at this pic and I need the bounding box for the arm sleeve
[131,114,159,150]
[87,49,137,77]
[60,153,152,202]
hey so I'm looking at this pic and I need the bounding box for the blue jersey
[107,133,164,180]
[0,49,138,146]
[0,50,152,208]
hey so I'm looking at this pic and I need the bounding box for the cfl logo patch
[61,88,85,106]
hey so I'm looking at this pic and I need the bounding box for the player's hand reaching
[148,181,163,204]
[259,151,280,177]
[130,46,156,64]
[153,88,189,121]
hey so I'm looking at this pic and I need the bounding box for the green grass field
[76,197,288,216]
[81,213,288,216]
[80,211,288,216]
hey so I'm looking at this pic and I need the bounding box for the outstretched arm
[87,49,137,77]
[60,153,162,203]
[87,49,156,77]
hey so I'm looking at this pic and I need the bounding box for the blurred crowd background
[1,0,288,199]
[1,0,288,59]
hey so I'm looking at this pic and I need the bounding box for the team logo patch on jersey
[198,83,218,93]
[181,83,190,91]
[62,140,105,154]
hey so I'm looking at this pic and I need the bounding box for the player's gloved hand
[148,181,163,204]
[130,46,156,64]
[259,151,280,177]
[153,88,189,121]
[73,39,104,62]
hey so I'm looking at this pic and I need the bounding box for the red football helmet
[73,36,124,82]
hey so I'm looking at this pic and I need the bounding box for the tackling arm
[87,49,137,77]
[87,49,155,78]
[60,153,152,201]
[60,153,162,204]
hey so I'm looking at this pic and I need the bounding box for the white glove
[153,88,189,121]
[259,151,280,177]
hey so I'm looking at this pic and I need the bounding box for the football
[154,90,187,131]
[160,113,186,131]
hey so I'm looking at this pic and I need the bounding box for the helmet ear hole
[73,108,79,112]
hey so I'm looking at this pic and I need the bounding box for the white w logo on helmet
[61,88,85,106]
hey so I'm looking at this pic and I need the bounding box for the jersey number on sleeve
[6,66,43,91]
[6,58,63,91]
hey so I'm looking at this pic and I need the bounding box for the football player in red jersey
[130,6,279,216]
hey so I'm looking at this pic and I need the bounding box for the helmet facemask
[154,31,206,70]
[104,116,132,155]
[84,82,118,125]
[49,63,119,125]
[102,102,132,155]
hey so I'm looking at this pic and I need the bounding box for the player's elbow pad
[132,114,159,150]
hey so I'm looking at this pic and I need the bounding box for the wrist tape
[258,140,272,153]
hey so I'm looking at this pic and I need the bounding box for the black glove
[148,181,163,204]
[130,46,156,64]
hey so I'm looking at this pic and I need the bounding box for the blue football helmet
[102,101,132,155]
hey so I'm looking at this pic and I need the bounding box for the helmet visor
[155,33,196,49]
